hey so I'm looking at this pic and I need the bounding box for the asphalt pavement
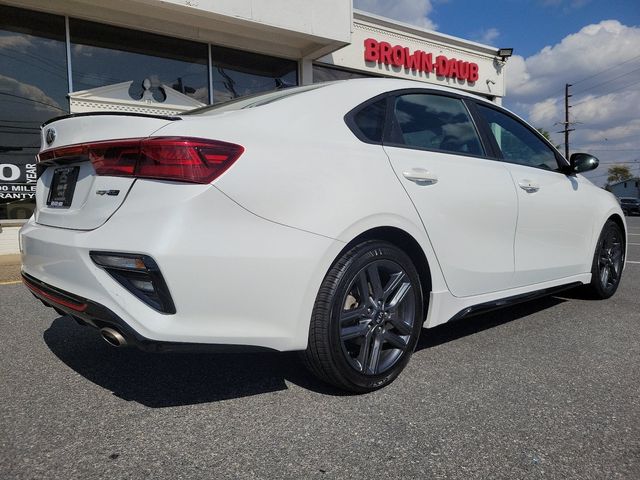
[1,217,639,479]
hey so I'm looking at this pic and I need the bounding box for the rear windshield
[183,83,331,115]
[621,199,637,204]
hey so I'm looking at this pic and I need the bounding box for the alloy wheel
[597,226,624,292]
[338,259,416,375]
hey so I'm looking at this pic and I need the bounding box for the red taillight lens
[38,137,244,184]
[137,138,243,183]
[89,140,140,176]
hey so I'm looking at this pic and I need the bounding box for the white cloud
[474,27,500,46]
[354,0,437,30]
[0,35,33,51]
[505,20,640,184]
[0,74,62,113]
[539,0,591,11]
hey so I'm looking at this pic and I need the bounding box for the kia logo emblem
[45,127,56,145]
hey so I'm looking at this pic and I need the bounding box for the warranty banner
[0,163,37,201]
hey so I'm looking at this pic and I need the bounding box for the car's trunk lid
[35,113,179,230]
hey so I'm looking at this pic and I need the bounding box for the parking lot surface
[1,217,639,479]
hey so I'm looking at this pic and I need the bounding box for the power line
[0,92,66,112]
[0,125,40,130]
[572,53,640,86]
[572,78,640,107]
[0,130,41,135]
[571,147,640,152]
[572,66,640,95]
[0,119,42,124]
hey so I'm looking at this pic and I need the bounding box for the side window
[392,94,483,156]
[477,105,559,171]
[351,99,386,143]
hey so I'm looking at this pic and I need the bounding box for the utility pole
[560,83,575,160]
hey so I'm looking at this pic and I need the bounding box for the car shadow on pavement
[44,295,567,407]
[43,316,331,407]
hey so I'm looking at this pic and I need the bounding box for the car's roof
[185,77,495,117]
[323,77,492,103]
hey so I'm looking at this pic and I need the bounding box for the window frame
[343,91,390,145]
[345,88,495,160]
[383,89,488,159]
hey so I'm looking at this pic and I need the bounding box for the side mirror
[569,153,599,173]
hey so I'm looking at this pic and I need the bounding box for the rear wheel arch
[608,213,626,240]
[338,226,432,320]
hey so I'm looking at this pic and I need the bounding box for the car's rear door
[471,102,595,286]
[381,91,518,297]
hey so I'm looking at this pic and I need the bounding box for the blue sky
[431,0,640,57]
[354,0,640,185]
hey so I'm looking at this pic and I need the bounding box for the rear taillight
[38,137,244,184]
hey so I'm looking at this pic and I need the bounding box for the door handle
[402,168,438,185]
[518,179,540,193]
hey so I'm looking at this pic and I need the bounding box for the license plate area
[47,166,79,208]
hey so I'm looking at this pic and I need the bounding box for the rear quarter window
[346,98,387,144]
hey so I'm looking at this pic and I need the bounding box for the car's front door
[474,104,595,287]
[382,92,518,297]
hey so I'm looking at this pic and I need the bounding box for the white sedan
[20,78,626,392]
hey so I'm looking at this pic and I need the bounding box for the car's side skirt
[424,273,592,329]
[446,281,583,323]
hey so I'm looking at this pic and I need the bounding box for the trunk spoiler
[41,111,182,127]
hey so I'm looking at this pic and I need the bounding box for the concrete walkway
[0,254,21,284]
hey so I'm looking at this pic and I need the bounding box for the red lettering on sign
[435,55,449,76]
[468,63,479,82]
[379,42,392,65]
[458,61,469,80]
[362,38,480,83]
[421,53,433,73]
[391,45,404,66]
[448,58,459,78]
[364,38,379,62]
[404,48,420,70]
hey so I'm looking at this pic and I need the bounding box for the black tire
[303,240,424,393]
[584,219,625,299]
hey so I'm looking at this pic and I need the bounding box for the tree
[536,128,552,141]
[606,165,633,185]
[536,128,561,150]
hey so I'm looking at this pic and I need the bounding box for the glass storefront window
[313,64,373,83]
[0,7,300,222]
[0,5,69,221]
[211,45,298,103]
[70,19,210,104]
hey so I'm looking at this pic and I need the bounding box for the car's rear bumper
[22,271,275,352]
[20,181,342,351]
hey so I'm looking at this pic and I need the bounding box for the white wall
[318,10,505,100]
[154,0,352,44]
[0,227,20,255]
[6,0,352,60]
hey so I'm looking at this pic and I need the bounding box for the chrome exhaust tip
[100,327,127,348]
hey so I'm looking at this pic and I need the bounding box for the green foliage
[606,165,633,185]
[536,128,561,150]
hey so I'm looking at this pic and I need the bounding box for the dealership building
[0,0,507,253]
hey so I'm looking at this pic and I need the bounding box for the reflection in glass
[394,94,483,155]
[0,5,69,221]
[70,19,209,104]
[478,105,559,170]
[313,64,372,83]
[211,46,298,103]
